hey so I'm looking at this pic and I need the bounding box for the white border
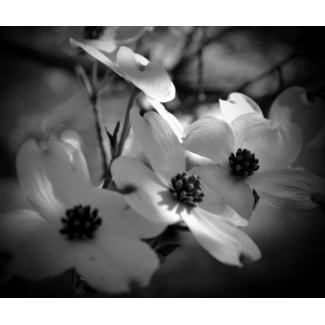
[0,0,324,26]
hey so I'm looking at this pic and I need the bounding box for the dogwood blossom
[70,39,175,103]
[0,135,162,294]
[111,107,261,267]
[183,94,325,214]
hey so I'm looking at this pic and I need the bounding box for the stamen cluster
[60,205,102,240]
[228,148,259,178]
[169,172,204,208]
[84,27,106,40]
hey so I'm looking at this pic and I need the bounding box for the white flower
[70,39,175,103]
[0,135,162,294]
[183,94,325,214]
[267,87,325,177]
[111,108,261,267]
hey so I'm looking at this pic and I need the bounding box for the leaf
[155,243,182,257]
[105,121,120,158]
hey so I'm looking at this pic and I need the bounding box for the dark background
[0,26,324,297]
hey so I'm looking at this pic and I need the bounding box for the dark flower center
[60,205,102,240]
[169,172,204,208]
[83,26,106,40]
[228,148,259,178]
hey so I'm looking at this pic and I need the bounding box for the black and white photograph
[0,25,324,299]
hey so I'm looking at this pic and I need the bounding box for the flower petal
[17,140,91,221]
[269,87,325,145]
[219,92,263,124]
[181,208,261,266]
[189,173,248,227]
[70,38,122,76]
[130,107,186,185]
[112,156,181,225]
[192,164,255,220]
[76,237,159,294]
[183,116,235,164]
[246,168,325,212]
[0,210,73,280]
[88,188,166,240]
[146,97,184,142]
[117,46,175,102]
[231,113,303,170]
[16,140,65,221]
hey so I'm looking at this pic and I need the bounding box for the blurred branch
[234,51,298,93]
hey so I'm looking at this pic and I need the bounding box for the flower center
[60,205,102,240]
[83,26,106,40]
[228,148,259,178]
[169,172,204,208]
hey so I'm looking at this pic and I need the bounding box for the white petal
[219,92,263,123]
[246,168,325,212]
[181,208,261,266]
[16,140,65,221]
[88,188,166,240]
[117,46,175,102]
[231,113,303,170]
[0,210,74,280]
[146,97,184,142]
[17,140,91,221]
[70,38,122,76]
[269,86,325,145]
[192,164,255,220]
[183,116,235,164]
[130,107,186,185]
[190,174,248,227]
[86,39,117,54]
[112,156,181,225]
[76,237,159,294]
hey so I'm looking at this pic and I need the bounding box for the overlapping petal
[231,113,303,170]
[16,140,66,221]
[88,188,165,240]
[219,92,263,124]
[192,164,255,220]
[117,46,175,103]
[183,116,235,165]
[70,38,121,75]
[246,168,325,212]
[112,156,181,225]
[130,108,185,185]
[0,210,73,280]
[75,237,159,294]
[146,98,184,142]
[269,87,325,145]
[181,208,261,267]
[190,176,248,227]
[17,139,91,217]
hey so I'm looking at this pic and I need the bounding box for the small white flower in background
[0,134,163,294]
[181,91,325,214]
[70,39,175,103]
[111,107,261,267]
[268,87,325,178]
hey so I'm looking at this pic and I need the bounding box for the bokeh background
[0,26,325,297]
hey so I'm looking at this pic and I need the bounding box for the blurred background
[0,26,325,297]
